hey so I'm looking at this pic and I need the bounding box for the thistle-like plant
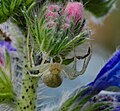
[0,0,117,111]
[22,1,92,88]
[23,3,89,59]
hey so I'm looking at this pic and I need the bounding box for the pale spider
[28,46,92,88]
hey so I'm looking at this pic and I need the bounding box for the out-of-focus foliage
[89,0,120,51]
[0,0,34,24]
[0,0,23,23]
[82,0,116,17]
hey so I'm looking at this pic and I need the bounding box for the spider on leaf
[28,46,92,88]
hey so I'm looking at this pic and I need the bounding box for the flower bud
[46,4,61,28]
[64,2,83,24]
[0,40,16,67]
[46,5,60,21]
[45,2,84,31]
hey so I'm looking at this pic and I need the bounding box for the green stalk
[16,70,38,111]
[15,30,39,111]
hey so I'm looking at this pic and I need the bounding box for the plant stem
[16,68,39,111]
[16,30,39,111]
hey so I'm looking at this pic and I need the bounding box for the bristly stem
[16,31,39,111]
[16,70,39,111]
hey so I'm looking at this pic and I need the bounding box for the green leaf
[25,0,34,7]
[15,0,23,8]
[34,15,41,46]
[0,0,34,23]
[60,31,88,52]
[62,58,74,65]
[0,0,23,23]
[10,0,16,12]
[1,0,9,15]
[58,86,93,111]
[0,66,15,103]
[83,102,113,111]
[5,50,12,79]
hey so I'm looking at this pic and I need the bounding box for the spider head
[49,63,62,75]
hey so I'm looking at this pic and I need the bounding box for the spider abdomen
[42,72,62,88]
[42,63,63,88]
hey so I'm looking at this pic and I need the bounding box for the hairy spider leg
[63,46,92,80]
[28,63,50,77]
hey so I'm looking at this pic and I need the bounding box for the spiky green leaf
[0,66,15,103]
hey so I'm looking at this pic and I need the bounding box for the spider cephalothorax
[49,63,62,75]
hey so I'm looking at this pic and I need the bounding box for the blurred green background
[88,0,120,53]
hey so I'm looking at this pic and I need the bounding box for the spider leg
[62,69,69,78]
[72,48,77,71]
[76,47,91,59]
[63,47,92,80]
[62,47,77,79]
[76,52,91,75]
[30,47,35,67]
[58,55,63,64]
[28,63,50,77]
[73,46,92,78]
[62,65,76,80]
[28,71,43,77]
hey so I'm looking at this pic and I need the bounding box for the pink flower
[46,5,60,21]
[45,2,84,30]
[46,5,60,28]
[48,5,60,12]
[62,23,70,30]
[47,21,56,28]
[64,2,83,24]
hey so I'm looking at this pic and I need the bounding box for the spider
[28,46,92,88]
[25,5,92,88]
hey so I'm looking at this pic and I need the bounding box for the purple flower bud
[0,40,16,66]
[0,40,17,52]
